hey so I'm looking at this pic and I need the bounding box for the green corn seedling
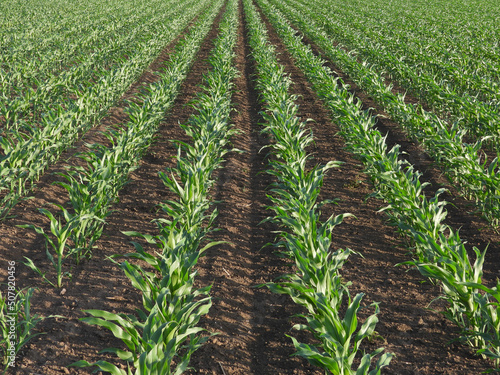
[20,205,99,287]
[0,288,44,373]
[69,288,212,375]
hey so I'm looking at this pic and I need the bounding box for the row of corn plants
[68,1,239,373]
[255,0,500,368]
[0,0,185,132]
[0,286,48,373]
[288,0,500,146]
[0,0,198,373]
[313,0,500,105]
[0,3,96,92]
[0,1,217,371]
[19,0,219,288]
[0,0,208,220]
[1,6,139,112]
[243,0,392,373]
[2,15,149,130]
[0,0,154,98]
[0,0,137,73]
[265,0,500,228]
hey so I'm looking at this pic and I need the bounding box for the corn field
[0,0,499,373]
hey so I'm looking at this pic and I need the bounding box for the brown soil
[0,0,498,374]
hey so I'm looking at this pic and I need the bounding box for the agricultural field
[0,0,499,373]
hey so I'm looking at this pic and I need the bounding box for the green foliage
[0,0,208,219]
[19,205,98,288]
[0,288,45,372]
[244,0,392,372]
[71,1,238,372]
[254,0,499,368]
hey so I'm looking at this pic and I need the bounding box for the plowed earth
[1,0,499,374]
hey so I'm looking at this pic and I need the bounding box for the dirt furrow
[188,2,322,373]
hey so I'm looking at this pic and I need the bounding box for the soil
[0,0,498,374]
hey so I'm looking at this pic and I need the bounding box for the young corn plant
[54,135,134,262]
[20,205,99,288]
[400,230,489,344]
[54,167,113,263]
[471,281,500,369]
[0,288,45,373]
[121,218,223,313]
[286,288,391,375]
[69,288,213,375]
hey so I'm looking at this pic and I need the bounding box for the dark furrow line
[189,1,321,373]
